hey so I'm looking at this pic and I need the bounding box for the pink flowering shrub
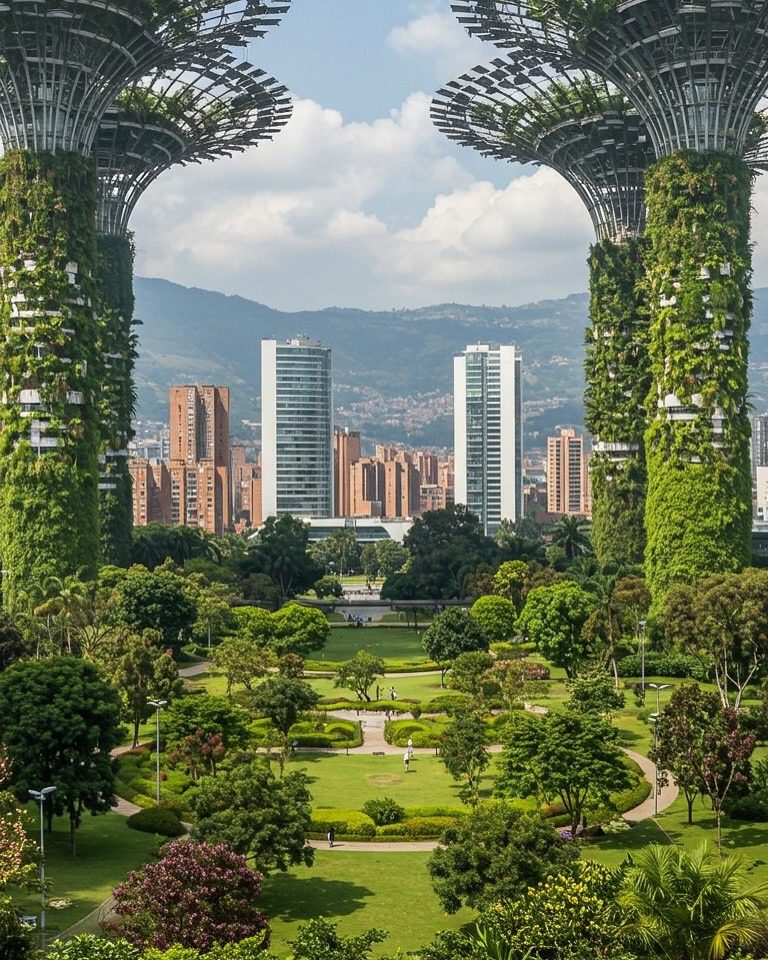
[106,840,269,952]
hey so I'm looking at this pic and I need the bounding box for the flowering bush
[107,840,269,951]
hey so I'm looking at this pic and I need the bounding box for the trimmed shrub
[378,816,457,838]
[420,693,471,714]
[615,651,708,681]
[405,805,467,819]
[310,809,376,838]
[362,797,406,826]
[127,807,186,837]
[727,791,768,821]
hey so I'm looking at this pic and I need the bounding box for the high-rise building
[167,385,231,535]
[230,444,262,531]
[129,458,172,526]
[334,427,361,517]
[752,414,768,481]
[453,343,523,535]
[546,428,592,516]
[261,337,333,519]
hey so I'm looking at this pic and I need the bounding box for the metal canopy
[0,0,291,154]
[95,51,292,236]
[450,0,768,155]
[433,58,654,241]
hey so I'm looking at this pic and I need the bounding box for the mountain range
[133,277,768,449]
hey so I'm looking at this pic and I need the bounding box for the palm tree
[617,843,768,960]
[551,515,592,561]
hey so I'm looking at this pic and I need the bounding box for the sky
[131,0,768,312]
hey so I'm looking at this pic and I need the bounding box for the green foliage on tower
[585,237,648,567]
[96,234,137,567]
[642,151,753,598]
[0,150,101,607]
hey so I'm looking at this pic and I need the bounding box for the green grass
[587,792,768,881]
[311,672,447,704]
[310,626,431,666]
[288,752,502,810]
[261,850,474,957]
[10,811,160,936]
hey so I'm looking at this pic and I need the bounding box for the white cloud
[387,9,488,79]
[130,92,598,311]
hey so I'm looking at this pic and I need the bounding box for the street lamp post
[638,619,647,701]
[28,785,56,943]
[650,713,660,816]
[648,682,671,716]
[147,699,168,804]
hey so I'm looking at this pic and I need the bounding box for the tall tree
[469,595,517,645]
[111,630,181,747]
[422,608,489,684]
[191,760,314,873]
[427,802,577,913]
[402,505,499,598]
[695,569,768,709]
[116,567,196,652]
[334,651,386,702]
[211,637,276,698]
[0,657,121,853]
[270,603,329,658]
[517,581,595,678]
[551,515,592,561]
[497,709,632,834]
[650,682,721,825]
[243,515,321,599]
[700,706,755,848]
[439,710,490,806]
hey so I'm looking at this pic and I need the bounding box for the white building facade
[261,336,334,519]
[453,343,523,535]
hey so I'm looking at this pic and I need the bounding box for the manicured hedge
[378,816,457,838]
[127,806,186,837]
[310,809,376,838]
[616,650,708,681]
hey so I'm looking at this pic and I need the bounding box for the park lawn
[311,672,449,704]
[588,793,768,882]
[310,626,431,666]
[288,751,503,810]
[261,850,474,957]
[10,811,160,937]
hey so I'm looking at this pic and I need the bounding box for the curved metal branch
[95,50,292,236]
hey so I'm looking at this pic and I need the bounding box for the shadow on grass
[590,818,671,857]
[260,875,375,922]
[616,729,643,744]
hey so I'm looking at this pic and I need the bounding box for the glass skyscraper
[261,337,333,519]
[454,344,523,535]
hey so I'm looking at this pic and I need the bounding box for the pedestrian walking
[390,686,396,700]
[407,737,414,760]
[327,826,335,848]
[403,750,410,772]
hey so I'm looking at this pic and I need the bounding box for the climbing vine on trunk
[0,150,101,606]
[585,237,648,567]
[96,233,137,567]
[643,151,752,599]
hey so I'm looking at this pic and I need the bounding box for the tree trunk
[687,792,694,825]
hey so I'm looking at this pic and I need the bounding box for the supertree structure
[0,1,290,605]
[94,54,292,567]
[433,60,654,567]
[451,0,768,596]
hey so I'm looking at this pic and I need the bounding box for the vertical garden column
[0,151,101,605]
[585,237,649,568]
[96,234,136,567]
[643,151,753,598]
